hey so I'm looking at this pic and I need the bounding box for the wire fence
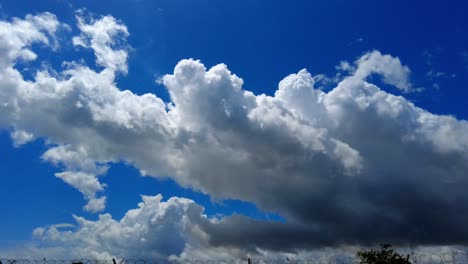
[0,254,468,264]
[1,254,468,264]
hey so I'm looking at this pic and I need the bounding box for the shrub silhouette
[357,244,411,264]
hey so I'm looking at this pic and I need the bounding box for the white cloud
[10,129,35,147]
[0,12,60,65]
[54,171,107,212]
[1,11,468,256]
[42,145,109,174]
[30,194,211,259]
[54,171,103,197]
[41,145,109,212]
[73,9,129,73]
[353,50,412,92]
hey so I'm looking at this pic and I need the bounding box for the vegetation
[357,244,411,264]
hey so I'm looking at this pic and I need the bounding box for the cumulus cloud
[1,11,468,257]
[72,9,129,73]
[17,195,468,260]
[41,145,109,212]
[10,129,35,147]
[2,195,354,260]
[0,12,60,66]
[352,50,412,92]
[30,195,210,259]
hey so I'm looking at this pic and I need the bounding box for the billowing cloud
[30,195,209,259]
[1,11,468,257]
[0,195,357,259]
[14,195,468,260]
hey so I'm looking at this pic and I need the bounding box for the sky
[0,0,468,260]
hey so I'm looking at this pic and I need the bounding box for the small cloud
[347,37,366,46]
[155,74,165,85]
[10,130,35,147]
[336,60,354,72]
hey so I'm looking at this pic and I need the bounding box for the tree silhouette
[357,244,411,264]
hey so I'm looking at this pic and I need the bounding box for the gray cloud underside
[1,12,468,257]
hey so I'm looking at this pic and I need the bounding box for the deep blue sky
[0,0,467,247]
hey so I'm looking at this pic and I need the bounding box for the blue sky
[0,0,468,259]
